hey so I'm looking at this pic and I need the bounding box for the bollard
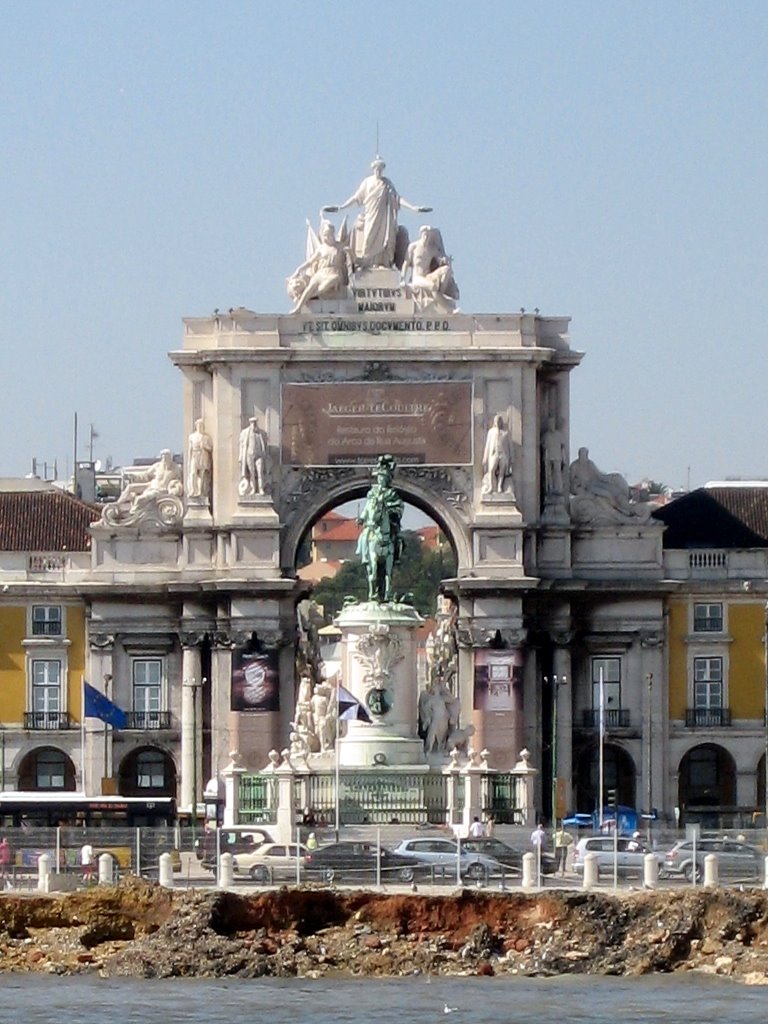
[703,853,718,888]
[643,853,659,889]
[38,853,52,893]
[98,853,114,885]
[582,852,598,891]
[219,852,234,888]
[521,851,535,889]
[158,852,174,888]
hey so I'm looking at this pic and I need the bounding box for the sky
[2,1,767,493]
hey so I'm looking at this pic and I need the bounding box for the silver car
[664,837,764,883]
[572,836,666,877]
[392,837,504,880]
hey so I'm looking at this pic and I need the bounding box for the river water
[1,974,765,1023]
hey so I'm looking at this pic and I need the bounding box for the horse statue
[356,455,403,603]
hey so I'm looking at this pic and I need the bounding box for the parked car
[663,837,764,883]
[303,842,421,883]
[462,837,556,875]
[232,842,307,882]
[200,827,276,870]
[392,837,504,880]
[571,835,666,877]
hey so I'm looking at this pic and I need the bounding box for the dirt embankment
[1,879,768,984]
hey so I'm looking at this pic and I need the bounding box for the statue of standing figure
[481,414,514,495]
[187,419,213,500]
[238,416,269,496]
[324,157,432,269]
[356,454,404,603]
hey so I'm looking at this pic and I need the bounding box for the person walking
[552,822,574,875]
[530,823,547,884]
[80,842,95,883]
[0,838,11,884]
[469,816,485,838]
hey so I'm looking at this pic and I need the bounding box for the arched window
[136,750,166,789]
[18,747,76,791]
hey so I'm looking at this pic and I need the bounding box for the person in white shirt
[469,816,485,838]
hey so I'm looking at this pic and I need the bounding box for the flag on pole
[337,685,372,723]
[83,681,127,729]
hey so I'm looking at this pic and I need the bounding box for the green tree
[310,530,456,622]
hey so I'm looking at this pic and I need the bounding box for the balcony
[124,711,172,730]
[581,708,631,729]
[685,707,732,728]
[24,711,73,730]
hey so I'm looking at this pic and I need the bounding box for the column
[640,635,665,818]
[180,642,202,814]
[553,643,573,815]
[87,635,114,794]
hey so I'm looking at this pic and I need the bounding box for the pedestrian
[484,815,495,838]
[80,841,95,882]
[627,830,642,852]
[530,823,547,850]
[552,822,574,875]
[0,838,11,881]
[306,831,318,851]
[469,816,485,838]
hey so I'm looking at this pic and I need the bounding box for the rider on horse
[356,455,404,603]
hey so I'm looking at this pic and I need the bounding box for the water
[0,974,765,1024]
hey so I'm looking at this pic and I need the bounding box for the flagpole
[80,676,87,795]
[598,667,605,829]
[335,681,340,843]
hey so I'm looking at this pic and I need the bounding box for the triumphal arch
[86,157,665,831]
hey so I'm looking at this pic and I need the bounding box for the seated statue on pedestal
[400,225,459,312]
[287,218,352,312]
[569,447,651,525]
[100,450,184,528]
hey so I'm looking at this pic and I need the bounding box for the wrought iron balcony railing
[124,711,172,730]
[685,707,731,727]
[24,711,73,730]
[581,708,631,729]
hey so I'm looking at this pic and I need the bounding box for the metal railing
[685,707,732,727]
[581,709,631,728]
[23,711,73,730]
[124,711,172,730]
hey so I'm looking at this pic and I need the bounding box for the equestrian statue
[356,455,404,603]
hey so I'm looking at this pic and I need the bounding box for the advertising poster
[473,650,523,712]
[231,649,279,712]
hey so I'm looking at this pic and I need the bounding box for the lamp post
[764,604,768,831]
[646,672,653,843]
[545,675,566,826]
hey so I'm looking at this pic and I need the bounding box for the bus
[0,794,179,877]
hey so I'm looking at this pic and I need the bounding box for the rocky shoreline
[1,879,768,983]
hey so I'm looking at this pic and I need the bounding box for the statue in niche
[481,414,514,495]
[287,218,352,312]
[569,446,652,525]
[400,225,460,312]
[100,449,183,528]
[323,156,432,269]
[186,418,213,501]
[356,454,404,603]
[238,415,269,496]
[542,416,566,497]
[311,682,336,753]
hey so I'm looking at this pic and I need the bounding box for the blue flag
[83,681,127,729]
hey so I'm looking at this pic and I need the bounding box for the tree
[310,530,457,622]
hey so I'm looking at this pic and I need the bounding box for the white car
[232,842,307,882]
[572,836,666,878]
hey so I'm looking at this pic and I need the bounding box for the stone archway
[118,746,177,799]
[573,741,637,812]
[17,747,76,791]
[678,743,736,827]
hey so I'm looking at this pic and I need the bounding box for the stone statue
[542,417,566,497]
[355,454,404,602]
[311,682,336,753]
[100,449,184,527]
[481,414,514,495]
[569,446,652,525]
[324,157,431,269]
[186,418,213,500]
[400,225,459,311]
[287,218,352,312]
[238,416,269,496]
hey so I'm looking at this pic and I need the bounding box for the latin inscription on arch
[281,382,472,466]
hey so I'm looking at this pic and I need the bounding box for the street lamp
[646,672,653,843]
[545,675,567,826]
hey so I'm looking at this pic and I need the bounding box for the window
[36,749,67,789]
[136,750,166,789]
[693,603,723,633]
[133,659,162,715]
[693,657,723,708]
[591,657,621,711]
[32,660,61,712]
[31,605,62,637]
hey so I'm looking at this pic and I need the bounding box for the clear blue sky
[2,1,766,491]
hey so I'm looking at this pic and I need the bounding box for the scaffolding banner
[473,650,523,712]
[231,649,280,712]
